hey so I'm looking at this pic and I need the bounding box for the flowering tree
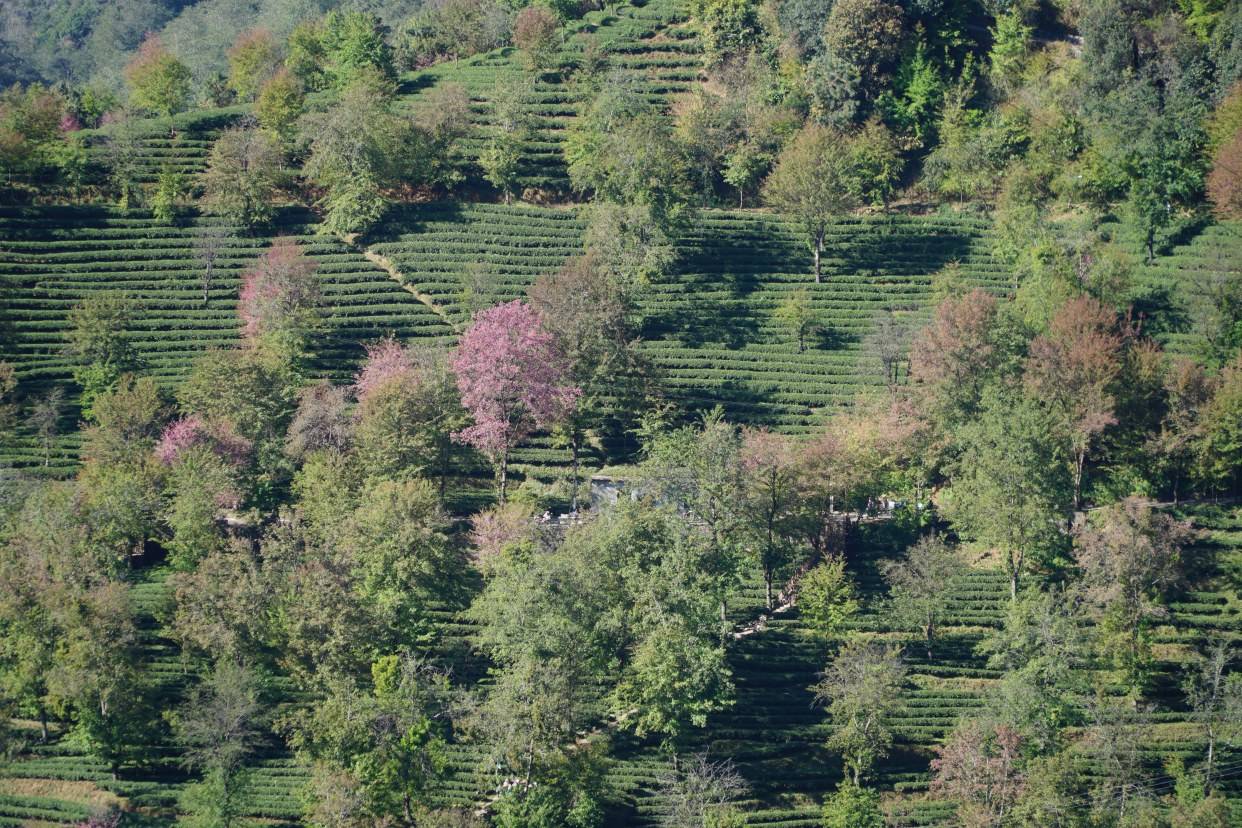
[451,300,578,500]
[155,415,252,468]
[238,237,320,358]
[353,337,466,491]
[353,337,417,403]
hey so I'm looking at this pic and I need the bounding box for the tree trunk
[764,564,773,611]
[439,442,449,501]
[498,449,509,503]
[39,707,48,743]
[1073,449,1086,510]
[813,233,823,283]
[1206,726,1216,791]
[571,434,581,513]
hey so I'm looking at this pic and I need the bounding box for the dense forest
[3,0,1242,826]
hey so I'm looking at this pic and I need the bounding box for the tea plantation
[3,0,1242,822]
[5,504,1240,825]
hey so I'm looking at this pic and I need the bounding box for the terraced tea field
[13,504,1237,826]
[0,201,1006,481]
[395,0,701,192]
[0,205,451,474]
[1117,220,1242,360]
[368,203,1009,431]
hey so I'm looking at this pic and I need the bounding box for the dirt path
[342,234,461,333]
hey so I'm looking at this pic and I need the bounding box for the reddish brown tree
[1208,125,1242,219]
[1023,295,1123,509]
[908,289,999,426]
[931,720,1026,828]
[513,7,561,72]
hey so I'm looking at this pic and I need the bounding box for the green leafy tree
[295,656,450,826]
[300,81,414,235]
[568,94,692,227]
[941,388,1071,600]
[1198,354,1242,494]
[322,10,397,88]
[527,255,640,510]
[152,165,188,224]
[490,749,606,828]
[820,0,904,99]
[882,534,960,658]
[480,136,521,203]
[584,202,680,288]
[286,19,329,91]
[175,660,263,828]
[27,388,64,469]
[177,347,299,481]
[65,293,139,421]
[227,29,282,102]
[102,115,144,210]
[641,410,747,620]
[1183,642,1242,793]
[763,125,860,281]
[738,428,804,608]
[613,619,735,745]
[479,77,533,203]
[812,639,906,785]
[255,69,305,141]
[161,442,240,569]
[821,783,885,828]
[723,142,769,207]
[976,589,1083,753]
[773,288,819,352]
[46,582,153,777]
[989,11,1032,94]
[1008,752,1090,828]
[847,118,903,208]
[692,0,763,65]
[353,341,467,493]
[199,126,283,229]
[798,557,860,639]
[123,36,192,117]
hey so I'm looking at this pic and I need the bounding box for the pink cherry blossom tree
[238,237,320,355]
[451,300,578,501]
[353,336,417,403]
[155,415,252,467]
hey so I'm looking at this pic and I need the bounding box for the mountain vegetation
[2,0,1242,826]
